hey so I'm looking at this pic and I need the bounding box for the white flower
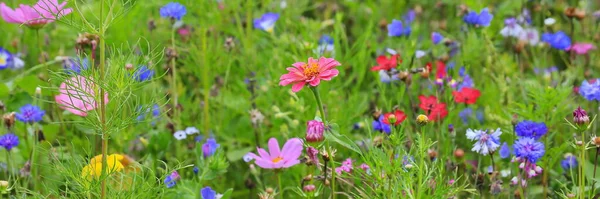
[415,50,426,58]
[386,48,398,55]
[500,24,524,38]
[243,153,254,162]
[544,18,556,26]
[500,169,511,177]
[11,57,24,69]
[185,126,199,135]
[518,28,539,46]
[174,130,187,140]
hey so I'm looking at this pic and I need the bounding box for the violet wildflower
[513,137,545,163]
[335,158,354,174]
[463,8,493,27]
[387,19,411,37]
[160,2,187,20]
[303,184,316,192]
[580,79,600,101]
[193,166,199,174]
[541,31,571,50]
[379,69,400,83]
[519,28,540,45]
[15,104,45,123]
[372,115,391,134]
[317,35,334,54]
[500,18,524,38]
[431,32,443,44]
[567,43,595,55]
[63,57,89,74]
[0,133,19,151]
[185,126,200,135]
[164,171,180,188]
[466,128,502,155]
[0,47,13,70]
[306,120,324,143]
[246,137,303,169]
[573,106,590,125]
[517,9,532,25]
[253,13,280,33]
[403,10,416,23]
[561,154,577,170]
[202,138,219,158]
[133,65,154,82]
[459,108,472,124]
[499,142,511,159]
[200,186,222,199]
[515,120,547,140]
[306,146,319,165]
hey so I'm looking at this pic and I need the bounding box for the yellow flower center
[272,157,283,163]
[303,62,320,78]
[0,57,6,66]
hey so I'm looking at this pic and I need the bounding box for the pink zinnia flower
[246,137,303,169]
[567,43,595,55]
[0,0,73,28]
[279,57,341,92]
[55,76,109,117]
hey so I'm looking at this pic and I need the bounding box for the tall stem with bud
[309,86,335,199]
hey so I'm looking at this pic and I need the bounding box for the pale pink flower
[279,57,341,92]
[567,43,595,55]
[0,0,72,28]
[55,76,109,117]
[246,137,303,169]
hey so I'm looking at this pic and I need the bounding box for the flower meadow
[2,1,600,199]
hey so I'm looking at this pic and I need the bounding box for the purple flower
[459,108,472,124]
[463,8,493,27]
[193,166,199,174]
[403,10,416,23]
[0,47,13,70]
[500,17,523,38]
[306,146,319,165]
[499,142,511,159]
[202,138,219,158]
[466,128,502,155]
[513,137,545,163]
[201,186,220,199]
[519,28,540,45]
[160,2,187,20]
[372,115,391,134]
[431,32,443,44]
[560,154,577,170]
[580,79,600,101]
[164,171,180,188]
[317,35,334,54]
[387,19,411,37]
[515,120,547,140]
[254,13,280,32]
[134,65,154,82]
[15,104,45,123]
[306,120,324,143]
[63,57,89,74]
[542,31,572,50]
[0,134,19,151]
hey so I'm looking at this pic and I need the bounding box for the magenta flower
[567,43,595,55]
[279,57,341,92]
[55,76,109,117]
[305,120,324,143]
[0,0,72,28]
[246,137,303,169]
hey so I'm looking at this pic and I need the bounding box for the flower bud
[125,63,134,71]
[416,114,429,126]
[303,184,316,192]
[454,148,464,159]
[3,112,15,129]
[306,120,324,143]
[265,187,274,194]
[306,146,319,165]
[35,87,42,96]
[593,136,600,147]
[573,106,589,125]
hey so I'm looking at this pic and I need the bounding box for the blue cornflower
[317,35,334,54]
[202,138,220,158]
[458,75,474,90]
[580,79,600,101]
[541,31,571,50]
[431,32,443,44]
[466,128,502,155]
[476,110,484,124]
[560,154,577,170]
[164,171,180,188]
[15,104,45,123]
[513,137,545,163]
[499,142,511,159]
[387,19,411,37]
[403,10,416,23]
[0,134,19,151]
[253,12,280,32]
[463,8,493,27]
[193,166,199,174]
[372,115,391,134]
[160,2,187,20]
[459,108,472,124]
[515,120,547,140]
[134,66,154,82]
[63,57,89,74]
[0,47,14,70]
[201,186,220,199]
[136,104,160,124]
[152,104,160,117]
[458,66,466,77]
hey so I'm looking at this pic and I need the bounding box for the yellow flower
[82,156,124,180]
[416,114,429,126]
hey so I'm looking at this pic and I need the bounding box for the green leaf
[42,123,60,142]
[0,83,9,98]
[325,123,362,155]
[219,188,234,199]
[15,75,44,95]
[226,147,252,161]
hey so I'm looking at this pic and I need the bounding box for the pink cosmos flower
[567,43,595,55]
[246,137,303,169]
[55,76,109,117]
[279,57,341,92]
[0,0,72,28]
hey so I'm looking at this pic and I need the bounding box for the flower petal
[291,82,306,92]
[267,138,280,158]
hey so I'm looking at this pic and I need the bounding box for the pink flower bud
[306,120,324,143]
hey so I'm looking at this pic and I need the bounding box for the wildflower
[378,69,400,83]
[561,154,577,170]
[0,47,13,69]
[371,55,400,71]
[164,171,180,188]
[249,109,265,125]
[202,138,219,158]
[452,87,481,104]
[567,43,595,55]
[173,130,187,140]
[431,32,443,44]
[544,18,556,26]
[306,146,319,165]
[317,35,334,54]
[55,76,109,117]
[515,120,547,140]
[466,128,502,155]
[372,115,391,134]
[416,114,429,125]
[15,104,45,123]
[278,57,341,92]
[490,180,503,195]
[387,19,411,37]
[335,158,354,174]
[403,10,416,23]
[306,120,324,143]
[580,79,600,101]
[62,57,90,74]
[382,110,407,125]
[500,18,524,38]
[463,8,493,27]
[513,137,545,163]
[0,134,19,151]
[159,2,187,20]
[246,138,303,169]
[418,95,439,113]
[254,13,280,32]
[458,108,472,124]
[2,113,15,129]
[454,149,464,159]
[428,104,448,122]
[200,186,222,199]
[185,127,199,135]
[0,0,72,28]
[359,163,370,173]
[133,66,154,82]
[519,28,540,45]
[303,185,316,193]
[517,9,532,25]
[82,155,124,180]
[542,31,571,50]
[519,161,543,178]
[573,106,590,125]
[499,142,511,159]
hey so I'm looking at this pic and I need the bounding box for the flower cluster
[418,95,448,121]
[515,120,547,140]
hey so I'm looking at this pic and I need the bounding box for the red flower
[418,95,439,112]
[435,61,446,79]
[428,103,448,121]
[371,55,400,71]
[383,110,407,125]
[452,87,481,104]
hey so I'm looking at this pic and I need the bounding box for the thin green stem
[170,28,178,128]
[277,171,282,199]
[99,1,109,198]
[579,130,586,199]
[309,87,326,122]
[30,123,38,193]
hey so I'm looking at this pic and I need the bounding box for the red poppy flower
[452,87,481,104]
[428,103,448,121]
[383,110,407,125]
[371,55,400,71]
[418,95,439,112]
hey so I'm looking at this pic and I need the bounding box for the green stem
[580,130,586,199]
[99,1,108,198]
[170,28,178,128]
[277,171,282,199]
[329,145,336,199]
[30,123,38,193]
[309,87,326,122]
